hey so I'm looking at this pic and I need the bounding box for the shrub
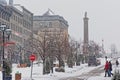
[4,61,12,76]
[55,67,65,72]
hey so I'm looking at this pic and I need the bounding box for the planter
[20,63,27,68]
[15,73,21,80]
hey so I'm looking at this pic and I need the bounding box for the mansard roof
[33,15,68,27]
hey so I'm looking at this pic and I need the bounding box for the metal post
[0,25,11,80]
[30,61,33,80]
[2,31,5,80]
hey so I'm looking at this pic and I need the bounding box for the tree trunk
[50,57,53,73]
[67,55,73,68]
[43,59,46,75]
[58,54,64,67]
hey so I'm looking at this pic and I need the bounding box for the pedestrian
[116,60,119,67]
[104,61,109,77]
[108,61,113,77]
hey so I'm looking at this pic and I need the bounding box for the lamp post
[0,24,11,80]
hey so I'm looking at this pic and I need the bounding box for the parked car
[88,56,101,66]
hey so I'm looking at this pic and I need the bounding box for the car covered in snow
[88,56,101,66]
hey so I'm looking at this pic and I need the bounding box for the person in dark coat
[116,60,119,67]
[104,61,109,77]
[108,61,113,77]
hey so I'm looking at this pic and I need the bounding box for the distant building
[33,9,69,41]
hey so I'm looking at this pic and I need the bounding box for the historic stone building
[10,6,33,46]
[33,10,69,61]
[0,0,12,63]
[0,0,33,63]
[0,0,12,27]
[33,10,68,41]
[10,5,33,62]
[0,0,33,48]
[10,7,23,45]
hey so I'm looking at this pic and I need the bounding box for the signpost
[30,54,36,62]
[29,54,36,80]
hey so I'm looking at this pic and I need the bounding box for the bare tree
[31,33,51,74]
[66,37,79,68]
[88,40,101,57]
[110,44,117,58]
[27,27,70,73]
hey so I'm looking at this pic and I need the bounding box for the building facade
[0,0,12,63]
[0,0,33,63]
[0,1,12,27]
[33,10,68,40]
[9,6,33,63]
[10,6,33,45]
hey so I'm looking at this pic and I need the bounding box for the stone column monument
[83,12,89,62]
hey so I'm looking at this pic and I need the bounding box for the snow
[0,57,118,80]
[87,70,111,80]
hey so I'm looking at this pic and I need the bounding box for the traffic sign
[29,54,36,62]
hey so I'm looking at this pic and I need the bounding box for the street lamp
[0,24,11,80]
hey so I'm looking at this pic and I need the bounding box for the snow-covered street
[0,57,118,80]
[59,58,117,80]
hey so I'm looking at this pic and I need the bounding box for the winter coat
[116,60,119,66]
[104,61,109,70]
[109,62,112,71]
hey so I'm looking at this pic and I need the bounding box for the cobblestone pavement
[59,65,104,80]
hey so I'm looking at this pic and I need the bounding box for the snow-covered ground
[0,57,119,80]
[88,58,120,80]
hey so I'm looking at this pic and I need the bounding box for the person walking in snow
[116,60,119,67]
[104,61,110,77]
[108,61,113,77]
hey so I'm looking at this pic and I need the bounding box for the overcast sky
[6,0,120,52]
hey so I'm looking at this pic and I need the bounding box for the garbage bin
[15,72,21,80]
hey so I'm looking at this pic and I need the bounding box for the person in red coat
[104,61,110,77]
